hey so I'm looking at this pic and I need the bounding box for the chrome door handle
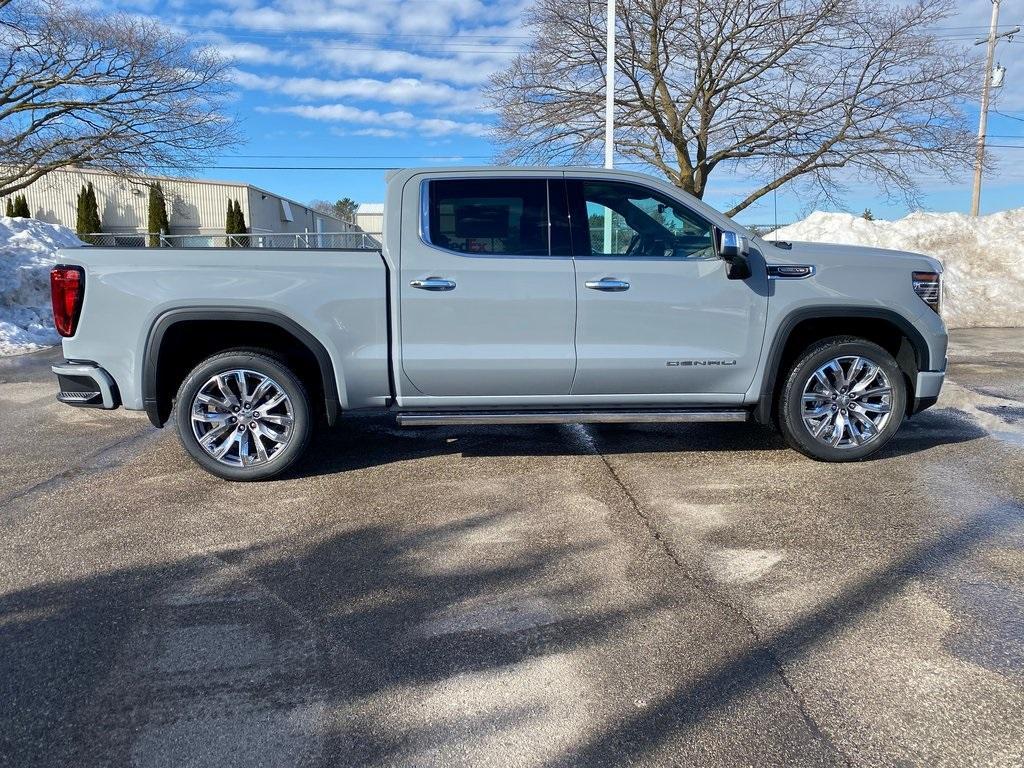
[585,277,630,292]
[410,277,456,291]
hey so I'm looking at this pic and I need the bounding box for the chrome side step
[396,409,749,427]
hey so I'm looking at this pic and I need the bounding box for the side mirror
[718,230,752,280]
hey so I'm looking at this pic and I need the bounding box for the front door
[399,176,577,397]
[564,178,767,396]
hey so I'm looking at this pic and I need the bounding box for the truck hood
[766,240,943,273]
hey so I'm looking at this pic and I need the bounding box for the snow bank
[0,216,83,355]
[768,209,1024,329]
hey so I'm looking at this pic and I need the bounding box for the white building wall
[8,167,349,235]
[245,187,346,235]
[355,203,384,236]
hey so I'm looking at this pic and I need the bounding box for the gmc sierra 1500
[49,167,947,480]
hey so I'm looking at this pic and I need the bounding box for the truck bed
[57,246,391,413]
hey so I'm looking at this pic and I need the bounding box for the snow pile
[0,216,83,355]
[768,209,1024,329]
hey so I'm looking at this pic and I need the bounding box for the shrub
[12,194,30,217]
[147,182,169,247]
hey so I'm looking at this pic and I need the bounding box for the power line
[148,160,665,172]
[183,27,527,53]
[173,165,403,171]
[178,19,1024,39]
[218,154,494,160]
[147,148,1024,175]
[175,20,1010,49]
[927,23,1023,29]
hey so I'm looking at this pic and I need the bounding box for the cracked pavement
[1,328,1022,767]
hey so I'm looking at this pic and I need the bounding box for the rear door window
[426,179,550,256]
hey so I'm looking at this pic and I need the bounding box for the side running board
[396,409,749,427]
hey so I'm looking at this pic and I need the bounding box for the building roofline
[30,165,348,225]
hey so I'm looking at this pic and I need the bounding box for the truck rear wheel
[173,350,312,481]
[778,336,906,462]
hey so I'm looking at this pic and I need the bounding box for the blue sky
[100,0,1023,224]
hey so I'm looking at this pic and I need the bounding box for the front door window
[568,179,716,259]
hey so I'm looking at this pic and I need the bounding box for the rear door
[564,178,767,396]
[398,176,577,397]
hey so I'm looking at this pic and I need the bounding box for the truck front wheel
[778,336,906,462]
[173,350,312,481]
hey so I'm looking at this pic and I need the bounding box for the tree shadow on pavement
[544,502,1022,767]
[289,405,987,480]
[1,503,1012,766]
[0,510,664,767]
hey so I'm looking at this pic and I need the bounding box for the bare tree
[311,197,359,223]
[0,0,240,198]
[489,0,980,216]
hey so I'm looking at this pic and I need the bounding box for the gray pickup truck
[49,167,947,480]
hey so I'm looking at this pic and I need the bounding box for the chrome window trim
[419,177,430,245]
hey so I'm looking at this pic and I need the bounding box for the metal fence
[81,231,382,249]
[81,233,149,247]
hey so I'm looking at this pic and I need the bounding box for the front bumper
[52,362,120,410]
[910,359,946,415]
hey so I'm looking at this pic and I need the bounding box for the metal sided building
[355,203,385,239]
[10,166,353,244]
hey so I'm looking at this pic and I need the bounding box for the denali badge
[666,359,738,367]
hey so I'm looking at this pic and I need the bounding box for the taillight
[50,266,84,337]
[912,271,941,314]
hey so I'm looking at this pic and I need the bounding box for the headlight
[912,271,941,314]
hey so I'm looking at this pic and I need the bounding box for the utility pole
[971,0,1019,216]
[602,0,616,253]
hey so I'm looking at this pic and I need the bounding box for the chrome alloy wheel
[190,369,294,467]
[801,356,893,449]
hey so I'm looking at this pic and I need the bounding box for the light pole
[604,0,615,171]
[603,0,615,252]
[970,0,1018,216]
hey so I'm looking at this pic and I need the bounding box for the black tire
[173,350,312,481]
[778,336,906,462]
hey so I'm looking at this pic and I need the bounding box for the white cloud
[217,42,300,65]
[415,117,491,137]
[231,69,483,108]
[266,103,406,124]
[196,0,525,36]
[353,128,403,138]
[393,0,484,34]
[268,103,491,137]
[210,3,386,34]
[313,46,516,86]
[166,0,529,108]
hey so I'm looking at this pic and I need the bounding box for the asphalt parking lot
[1,329,1022,768]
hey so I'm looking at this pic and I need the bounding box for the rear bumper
[911,360,946,415]
[52,362,120,410]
